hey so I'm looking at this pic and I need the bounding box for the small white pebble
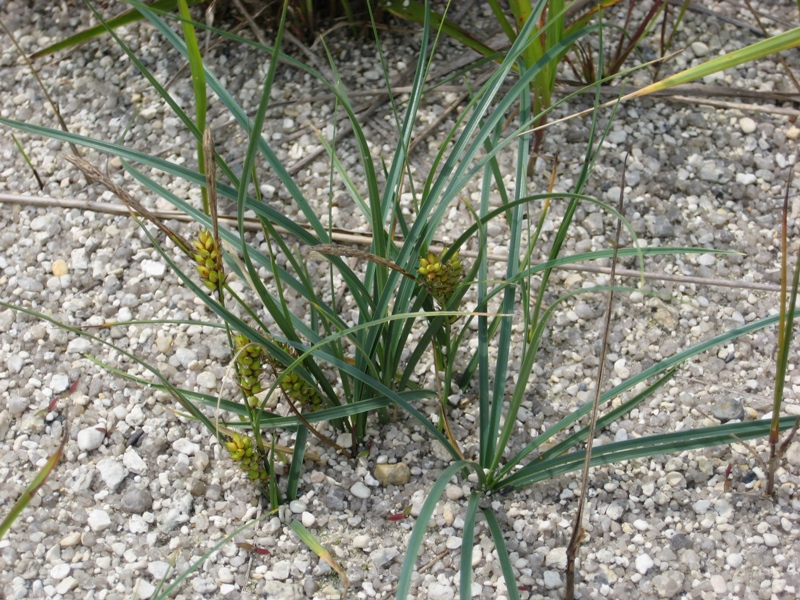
[77,427,105,451]
[635,553,654,575]
[614,358,630,379]
[50,563,71,580]
[350,481,371,499]
[172,438,201,456]
[633,519,649,531]
[726,553,743,568]
[710,574,727,594]
[739,117,757,134]
[301,511,315,528]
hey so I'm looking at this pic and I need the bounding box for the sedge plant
[2,0,800,597]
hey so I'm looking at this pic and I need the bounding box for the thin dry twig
[0,192,785,294]
[62,155,194,255]
[565,153,628,599]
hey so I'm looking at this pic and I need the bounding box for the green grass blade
[459,492,481,599]
[486,68,532,463]
[290,521,349,594]
[0,422,67,540]
[501,416,800,489]
[176,0,208,213]
[625,26,800,100]
[11,133,43,189]
[494,307,800,484]
[286,426,308,501]
[483,509,521,600]
[500,369,677,480]
[395,461,482,600]
[30,0,203,59]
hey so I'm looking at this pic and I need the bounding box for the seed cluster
[418,249,463,307]
[234,334,265,408]
[193,230,225,291]
[264,342,323,410]
[280,370,323,410]
[225,432,269,481]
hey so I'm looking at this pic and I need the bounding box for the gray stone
[55,576,78,595]
[77,427,105,452]
[369,546,398,568]
[0,410,10,441]
[125,405,145,427]
[584,211,605,236]
[651,214,675,238]
[68,465,94,493]
[324,487,346,511]
[7,394,30,416]
[272,560,291,580]
[174,347,197,368]
[19,277,43,292]
[262,581,302,600]
[711,397,744,422]
[543,570,562,589]
[123,448,148,474]
[350,481,371,499]
[189,479,207,497]
[205,335,230,360]
[669,533,693,551]
[606,129,627,145]
[50,563,70,580]
[427,582,455,599]
[726,553,742,568]
[96,457,128,491]
[191,578,217,594]
[699,163,723,182]
[30,215,52,231]
[546,547,567,569]
[786,441,800,467]
[690,41,709,57]
[606,501,625,521]
[193,451,209,471]
[653,571,685,598]
[121,487,152,514]
[196,371,216,389]
[158,493,192,532]
[148,561,171,580]
[135,580,155,600]
[7,355,24,374]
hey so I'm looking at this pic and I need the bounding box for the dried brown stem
[63,155,194,255]
[565,153,628,599]
[2,192,784,294]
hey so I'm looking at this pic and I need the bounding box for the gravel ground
[2,1,800,599]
